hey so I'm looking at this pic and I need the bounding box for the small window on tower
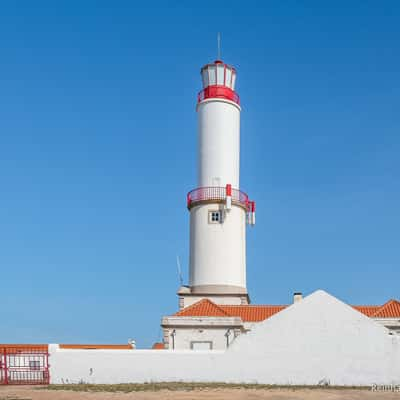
[209,210,222,224]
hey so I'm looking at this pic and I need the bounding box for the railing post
[226,184,232,210]
[251,201,256,226]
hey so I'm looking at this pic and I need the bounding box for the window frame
[190,341,213,350]
[208,210,222,224]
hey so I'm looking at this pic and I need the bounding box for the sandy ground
[1,386,400,400]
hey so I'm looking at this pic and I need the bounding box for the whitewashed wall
[49,291,400,386]
[171,327,228,350]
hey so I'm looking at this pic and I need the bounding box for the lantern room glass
[225,68,232,89]
[201,62,237,90]
[208,65,216,85]
[216,64,224,85]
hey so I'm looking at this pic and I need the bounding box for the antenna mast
[217,32,221,60]
[176,255,183,286]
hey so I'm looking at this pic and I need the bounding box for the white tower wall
[187,60,252,297]
[189,204,247,293]
[197,99,241,188]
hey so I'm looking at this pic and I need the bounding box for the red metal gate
[0,345,49,385]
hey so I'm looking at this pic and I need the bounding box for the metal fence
[0,346,49,385]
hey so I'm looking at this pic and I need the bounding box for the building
[160,58,400,350]
[3,290,399,386]
[160,57,254,350]
[161,296,400,350]
[181,58,256,309]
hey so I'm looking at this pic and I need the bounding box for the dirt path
[1,386,399,400]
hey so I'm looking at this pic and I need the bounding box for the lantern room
[201,60,237,90]
[198,60,240,105]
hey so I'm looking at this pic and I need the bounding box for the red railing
[197,85,240,105]
[187,186,249,209]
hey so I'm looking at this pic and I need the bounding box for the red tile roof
[59,344,134,350]
[371,299,400,318]
[174,298,400,322]
[174,299,285,322]
[175,299,231,318]
[352,300,400,318]
[219,305,286,322]
[152,342,165,350]
[0,344,48,352]
[352,306,381,317]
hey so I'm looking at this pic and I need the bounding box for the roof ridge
[173,298,210,315]
[174,298,232,317]
[220,304,288,308]
[198,299,232,316]
[352,304,380,308]
[174,299,208,315]
[207,300,232,317]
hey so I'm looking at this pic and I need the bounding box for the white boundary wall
[49,291,400,386]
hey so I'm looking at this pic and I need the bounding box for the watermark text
[372,384,400,392]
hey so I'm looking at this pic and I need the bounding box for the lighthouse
[159,60,400,352]
[180,59,255,308]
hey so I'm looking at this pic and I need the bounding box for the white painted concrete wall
[171,327,230,350]
[49,346,222,385]
[49,291,400,386]
[222,290,400,386]
[375,319,400,334]
[162,316,241,350]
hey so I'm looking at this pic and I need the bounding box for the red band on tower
[198,86,240,105]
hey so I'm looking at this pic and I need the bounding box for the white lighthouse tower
[179,59,255,308]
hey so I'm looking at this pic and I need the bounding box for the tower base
[177,285,250,310]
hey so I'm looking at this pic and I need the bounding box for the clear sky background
[0,1,399,348]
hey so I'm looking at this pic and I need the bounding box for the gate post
[3,348,8,385]
[45,349,50,384]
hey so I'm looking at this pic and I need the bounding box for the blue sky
[0,1,399,348]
